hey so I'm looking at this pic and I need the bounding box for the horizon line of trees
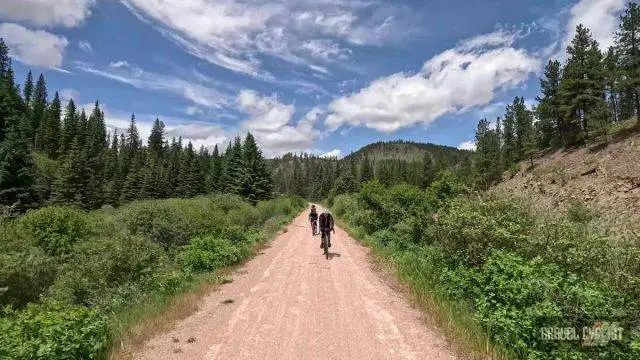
[269,143,472,201]
[0,39,272,216]
[474,2,640,188]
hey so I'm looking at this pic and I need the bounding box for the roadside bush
[0,195,304,358]
[443,250,633,359]
[0,302,110,360]
[428,196,534,265]
[0,247,56,308]
[50,234,165,307]
[118,201,198,247]
[179,236,251,272]
[17,206,90,256]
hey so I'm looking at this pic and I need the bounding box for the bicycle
[311,219,317,236]
[321,230,330,259]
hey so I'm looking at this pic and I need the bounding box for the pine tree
[148,118,165,159]
[165,137,184,197]
[220,137,245,195]
[22,71,33,107]
[43,92,62,158]
[85,101,107,208]
[104,130,120,205]
[559,24,607,143]
[513,97,534,160]
[615,1,640,125]
[242,132,272,202]
[0,117,37,214]
[502,103,516,167]
[53,139,89,208]
[31,74,47,149]
[360,156,374,183]
[604,47,622,123]
[206,144,223,193]
[421,153,434,188]
[0,40,23,143]
[537,60,562,147]
[120,152,143,203]
[60,99,78,154]
[76,109,88,148]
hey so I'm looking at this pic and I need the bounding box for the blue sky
[0,0,627,157]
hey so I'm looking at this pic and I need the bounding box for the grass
[108,211,299,359]
[335,218,505,360]
[108,272,227,360]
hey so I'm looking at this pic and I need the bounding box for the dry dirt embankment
[493,131,640,226]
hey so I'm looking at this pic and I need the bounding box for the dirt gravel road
[134,209,457,360]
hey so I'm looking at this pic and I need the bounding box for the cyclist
[318,209,335,249]
[309,205,318,235]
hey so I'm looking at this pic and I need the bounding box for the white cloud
[0,0,95,28]
[562,0,625,54]
[325,29,541,133]
[120,0,403,77]
[236,90,320,156]
[77,61,231,109]
[320,149,342,158]
[302,39,352,61]
[78,40,93,54]
[237,90,294,132]
[58,88,80,103]
[457,141,476,151]
[0,23,68,69]
[185,106,203,116]
[166,123,225,141]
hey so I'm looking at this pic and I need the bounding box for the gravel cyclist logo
[582,321,623,347]
[540,321,624,346]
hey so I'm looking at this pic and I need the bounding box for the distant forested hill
[269,140,473,200]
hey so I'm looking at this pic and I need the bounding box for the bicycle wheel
[323,233,329,259]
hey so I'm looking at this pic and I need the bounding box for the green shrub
[118,201,195,247]
[0,302,109,360]
[444,251,633,359]
[17,206,90,256]
[50,234,165,307]
[428,196,534,265]
[179,236,250,272]
[0,247,57,308]
[567,202,595,223]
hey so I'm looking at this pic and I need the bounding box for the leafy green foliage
[336,178,640,359]
[0,247,56,307]
[179,235,251,272]
[17,206,90,256]
[0,302,110,360]
[49,234,165,308]
[0,195,304,358]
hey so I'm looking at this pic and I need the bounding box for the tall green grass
[0,194,305,359]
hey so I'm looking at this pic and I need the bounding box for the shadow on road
[327,252,341,260]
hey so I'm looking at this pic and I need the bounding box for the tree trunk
[635,90,640,127]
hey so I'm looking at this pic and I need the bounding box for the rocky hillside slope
[493,129,640,227]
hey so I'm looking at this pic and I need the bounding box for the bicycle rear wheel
[323,233,329,259]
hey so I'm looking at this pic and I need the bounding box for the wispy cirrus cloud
[78,40,93,54]
[119,0,410,79]
[76,60,232,109]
